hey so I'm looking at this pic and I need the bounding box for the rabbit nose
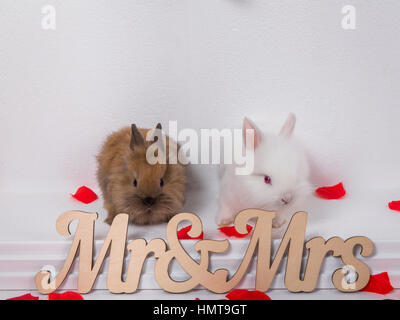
[143,197,156,206]
[281,192,293,205]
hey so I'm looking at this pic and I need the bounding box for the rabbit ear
[279,113,296,138]
[153,123,165,153]
[130,124,145,151]
[243,117,261,149]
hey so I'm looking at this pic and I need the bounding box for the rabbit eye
[133,179,138,187]
[264,175,272,185]
[160,178,164,187]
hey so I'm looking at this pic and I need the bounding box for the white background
[0,1,400,241]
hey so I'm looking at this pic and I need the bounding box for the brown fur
[97,125,186,225]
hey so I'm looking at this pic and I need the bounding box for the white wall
[1,0,400,193]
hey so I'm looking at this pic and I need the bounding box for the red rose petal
[72,186,98,204]
[48,291,84,300]
[225,289,249,300]
[226,289,271,300]
[240,291,271,300]
[388,201,400,212]
[218,224,253,238]
[315,182,346,200]
[177,225,204,240]
[361,272,394,295]
[7,293,39,300]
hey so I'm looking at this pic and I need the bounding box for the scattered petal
[388,201,400,212]
[226,289,271,300]
[225,289,248,300]
[71,186,98,204]
[219,224,253,238]
[48,291,84,300]
[177,225,204,240]
[315,182,346,200]
[7,293,39,300]
[361,272,394,295]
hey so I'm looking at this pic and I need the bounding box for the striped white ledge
[0,240,399,291]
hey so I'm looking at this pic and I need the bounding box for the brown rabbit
[97,123,186,225]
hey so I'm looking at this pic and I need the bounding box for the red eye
[264,175,272,184]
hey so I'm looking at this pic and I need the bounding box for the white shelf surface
[0,289,399,300]
[0,188,399,299]
[1,187,400,241]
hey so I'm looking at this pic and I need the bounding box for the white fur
[216,114,311,237]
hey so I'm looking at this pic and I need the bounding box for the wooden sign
[35,209,374,294]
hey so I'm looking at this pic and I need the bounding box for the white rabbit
[216,114,311,236]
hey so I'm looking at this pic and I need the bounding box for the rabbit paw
[104,215,115,225]
[216,201,235,226]
[272,217,287,229]
[217,217,234,227]
[216,210,234,226]
[104,202,117,225]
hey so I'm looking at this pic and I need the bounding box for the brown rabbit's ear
[130,124,145,151]
[153,123,165,154]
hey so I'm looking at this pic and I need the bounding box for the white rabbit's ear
[243,117,261,150]
[279,113,296,138]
